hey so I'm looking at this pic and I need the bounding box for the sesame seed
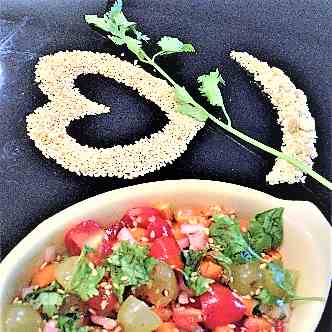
[141,237,149,242]
[40,262,48,270]
[231,51,317,185]
[208,238,214,244]
[189,297,196,303]
[26,51,203,179]
[150,230,156,239]
[121,276,128,281]
[162,289,169,296]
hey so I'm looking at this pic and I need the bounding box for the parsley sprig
[85,0,332,190]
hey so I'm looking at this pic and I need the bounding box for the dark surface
[0,0,331,330]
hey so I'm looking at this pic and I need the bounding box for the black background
[0,0,331,330]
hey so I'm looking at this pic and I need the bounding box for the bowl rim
[0,179,331,330]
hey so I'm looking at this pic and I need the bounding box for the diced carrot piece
[153,306,173,322]
[199,260,223,280]
[242,297,255,316]
[239,219,250,232]
[31,263,57,288]
[130,227,147,242]
[157,322,179,332]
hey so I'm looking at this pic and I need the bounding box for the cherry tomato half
[87,284,118,316]
[120,207,164,228]
[146,217,172,239]
[199,284,245,329]
[150,236,183,269]
[64,220,105,256]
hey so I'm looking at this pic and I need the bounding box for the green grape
[55,256,79,289]
[5,304,42,332]
[230,261,264,295]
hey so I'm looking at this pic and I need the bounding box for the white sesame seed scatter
[26,51,203,178]
[230,51,317,185]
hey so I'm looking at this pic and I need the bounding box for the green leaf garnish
[182,249,214,296]
[247,208,284,253]
[58,313,90,332]
[175,86,209,122]
[24,282,64,318]
[106,241,157,302]
[209,215,260,264]
[156,36,195,57]
[68,246,105,301]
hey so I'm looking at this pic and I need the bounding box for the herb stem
[208,114,332,190]
[291,296,325,302]
[141,53,332,190]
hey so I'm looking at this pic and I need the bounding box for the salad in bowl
[0,180,330,332]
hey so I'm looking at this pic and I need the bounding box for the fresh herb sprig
[85,0,332,190]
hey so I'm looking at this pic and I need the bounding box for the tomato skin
[172,306,203,332]
[274,320,285,332]
[87,285,118,316]
[121,207,164,228]
[150,236,183,269]
[64,220,105,256]
[146,217,172,239]
[199,284,245,329]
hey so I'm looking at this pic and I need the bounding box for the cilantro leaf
[182,249,213,296]
[30,292,64,317]
[209,215,260,264]
[197,69,225,108]
[157,36,195,56]
[247,208,284,253]
[267,262,296,298]
[68,247,105,301]
[106,241,157,302]
[58,313,89,332]
[175,86,209,122]
[85,0,148,58]
[24,282,64,317]
[255,288,281,306]
[211,251,233,276]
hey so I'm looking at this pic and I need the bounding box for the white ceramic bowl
[0,180,331,331]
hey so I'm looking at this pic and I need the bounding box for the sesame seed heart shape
[27,51,204,178]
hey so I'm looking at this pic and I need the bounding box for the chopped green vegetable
[247,208,284,253]
[182,249,213,296]
[68,246,105,301]
[210,215,260,264]
[58,313,89,332]
[106,241,157,302]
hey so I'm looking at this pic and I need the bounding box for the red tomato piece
[150,236,183,269]
[64,220,105,256]
[199,284,245,329]
[120,207,164,228]
[274,320,285,332]
[172,306,203,332]
[87,284,118,316]
[146,216,172,239]
[243,317,273,332]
